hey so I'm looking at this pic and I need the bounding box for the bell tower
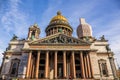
[77,18,92,40]
[27,23,40,40]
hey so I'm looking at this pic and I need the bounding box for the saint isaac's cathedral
[0,11,117,80]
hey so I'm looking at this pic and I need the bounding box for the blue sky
[0,0,120,67]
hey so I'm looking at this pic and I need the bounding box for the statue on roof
[11,34,18,41]
[100,35,106,41]
[106,45,111,52]
[85,36,89,41]
[34,23,38,27]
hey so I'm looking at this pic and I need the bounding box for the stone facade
[0,11,117,80]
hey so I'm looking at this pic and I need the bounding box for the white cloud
[38,0,99,38]
[39,0,63,37]
[40,0,120,68]
[0,0,30,65]
[0,0,120,67]
[63,0,120,67]
[109,35,120,68]
[0,50,3,66]
[92,13,120,67]
[1,0,29,38]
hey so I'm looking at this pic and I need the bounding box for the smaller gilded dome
[50,11,68,23]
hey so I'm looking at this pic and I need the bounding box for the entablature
[23,44,90,51]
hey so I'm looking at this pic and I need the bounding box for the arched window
[10,59,20,77]
[11,63,17,75]
[32,30,35,36]
[98,59,108,77]
[101,63,108,75]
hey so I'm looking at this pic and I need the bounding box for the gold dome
[50,11,68,23]
[46,11,73,36]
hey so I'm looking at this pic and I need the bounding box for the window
[32,30,35,36]
[10,58,20,77]
[98,59,108,77]
[11,63,17,75]
[31,30,35,39]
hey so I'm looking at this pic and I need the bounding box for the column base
[45,78,49,79]
[35,78,39,79]
[25,77,31,79]
[63,77,67,79]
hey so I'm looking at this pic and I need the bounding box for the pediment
[29,33,90,45]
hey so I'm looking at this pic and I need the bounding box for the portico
[25,49,93,79]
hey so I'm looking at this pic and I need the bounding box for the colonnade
[25,50,93,79]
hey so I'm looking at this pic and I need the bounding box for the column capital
[47,50,49,52]
[38,50,41,53]
[29,50,32,53]
[55,51,58,53]
[72,51,74,53]
[63,51,66,52]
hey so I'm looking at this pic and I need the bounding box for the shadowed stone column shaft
[29,56,33,78]
[31,58,34,78]
[109,57,117,79]
[88,52,93,78]
[86,53,91,78]
[84,53,88,78]
[35,51,40,79]
[54,51,57,79]
[45,51,49,78]
[72,51,76,78]
[80,51,85,78]
[26,51,32,78]
[32,59,35,78]
[63,51,67,78]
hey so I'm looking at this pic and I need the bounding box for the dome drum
[46,26,72,36]
[46,24,73,32]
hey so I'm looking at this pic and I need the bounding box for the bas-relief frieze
[30,45,90,50]
[42,35,76,43]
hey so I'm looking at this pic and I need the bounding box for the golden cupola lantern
[45,11,73,36]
